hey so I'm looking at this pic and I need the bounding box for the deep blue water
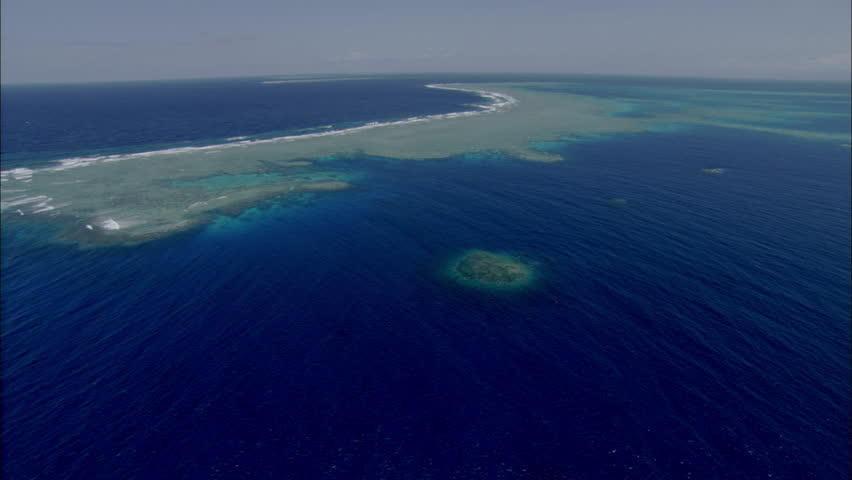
[0,75,483,169]
[2,76,850,479]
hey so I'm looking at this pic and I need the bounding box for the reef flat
[0,83,655,244]
[1,80,848,245]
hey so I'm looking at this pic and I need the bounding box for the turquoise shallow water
[174,173,290,189]
[1,75,850,479]
[172,171,350,190]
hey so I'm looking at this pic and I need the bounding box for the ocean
[1,74,850,479]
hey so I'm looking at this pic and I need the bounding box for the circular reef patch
[446,249,535,290]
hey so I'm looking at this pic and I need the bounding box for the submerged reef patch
[446,249,535,290]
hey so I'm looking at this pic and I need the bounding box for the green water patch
[608,103,659,119]
[608,198,628,206]
[172,172,286,190]
[172,171,351,190]
[644,123,688,134]
[456,150,513,164]
[558,132,618,144]
[445,249,538,291]
[711,114,800,127]
[529,140,570,153]
[689,120,851,142]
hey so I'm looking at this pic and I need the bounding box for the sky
[1,0,850,83]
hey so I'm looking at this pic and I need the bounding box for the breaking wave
[0,85,518,182]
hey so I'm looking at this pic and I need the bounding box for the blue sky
[2,0,849,83]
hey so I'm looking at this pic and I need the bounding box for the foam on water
[101,219,120,230]
[1,195,49,209]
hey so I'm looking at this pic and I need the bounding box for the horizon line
[2,70,851,87]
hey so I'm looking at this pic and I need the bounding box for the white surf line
[0,194,75,215]
[0,195,49,210]
[0,84,519,181]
